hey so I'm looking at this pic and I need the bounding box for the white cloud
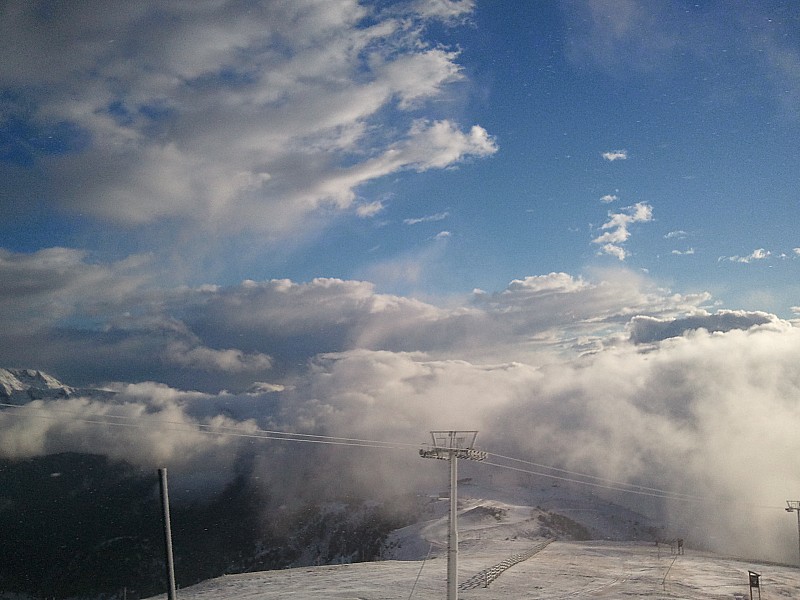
[0,248,713,388]
[0,384,258,479]
[671,248,695,255]
[600,194,618,203]
[720,248,771,263]
[411,0,475,21]
[598,243,628,260]
[5,314,800,561]
[0,0,493,245]
[601,149,628,161]
[401,120,498,170]
[665,230,687,239]
[274,321,800,561]
[592,202,653,260]
[164,341,273,373]
[356,200,385,218]
[379,48,465,109]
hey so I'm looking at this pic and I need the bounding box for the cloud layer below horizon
[2,245,800,561]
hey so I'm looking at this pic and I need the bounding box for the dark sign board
[748,571,761,588]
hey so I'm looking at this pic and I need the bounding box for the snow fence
[459,538,554,590]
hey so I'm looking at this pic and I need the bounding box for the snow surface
[145,481,800,599]
[144,542,800,599]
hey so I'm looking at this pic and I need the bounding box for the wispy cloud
[665,230,688,239]
[600,194,618,203]
[403,211,450,225]
[563,0,681,72]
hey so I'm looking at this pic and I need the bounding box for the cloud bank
[2,246,799,560]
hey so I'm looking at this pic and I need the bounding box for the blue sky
[3,1,800,561]
[2,0,798,313]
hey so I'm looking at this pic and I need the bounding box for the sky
[3,0,800,562]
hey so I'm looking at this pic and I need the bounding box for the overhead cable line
[0,401,413,450]
[479,459,699,501]
[0,401,788,510]
[485,451,706,502]
[478,459,785,511]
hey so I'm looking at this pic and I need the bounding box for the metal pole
[447,449,458,600]
[420,431,485,600]
[787,501,800,567]
[158,468,177,600]
[796,508,800,568]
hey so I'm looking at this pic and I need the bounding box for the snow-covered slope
[0,367,114,404]
[143,478,800,599]
[143,491,800,600]
[382,477,662,564]
[143,542,800,599]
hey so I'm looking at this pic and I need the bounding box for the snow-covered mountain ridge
[0,367,114,404]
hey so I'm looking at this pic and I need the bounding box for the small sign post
[748,570,761,600]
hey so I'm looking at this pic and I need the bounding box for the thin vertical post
[158,468,177,600]
[786,500,800,567]
[795,506,800,568]
[447,450,458,600]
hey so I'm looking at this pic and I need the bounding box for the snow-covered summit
[0,367,114,404]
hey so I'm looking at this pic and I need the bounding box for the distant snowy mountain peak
[0,367,114,404]
[0,367,69,393]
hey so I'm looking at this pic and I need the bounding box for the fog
[2,267,799,562]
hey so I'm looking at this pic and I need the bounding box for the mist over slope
[137,480,800,600]
[4,304,800,561]
[5,316,800,598]
[2,273,800,582]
